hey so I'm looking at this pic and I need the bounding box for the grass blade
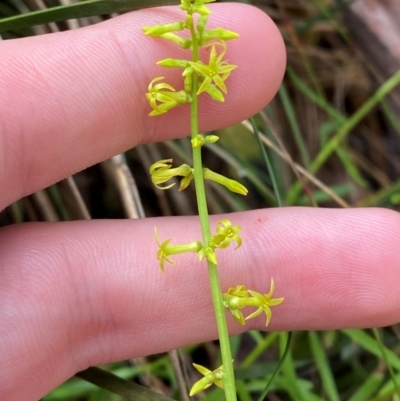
[256,332,293,401]
[287,68,400,204]
[278,82,310,168]
[347,372,384,401]
[0,0,177,33]
[308,331,340,401]
[372,328,400,398]
[250,116,282,207]
[343,329,400,370]
[75,366,176,401]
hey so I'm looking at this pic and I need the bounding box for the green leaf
[343,329,400,370]
[75,367,176,401]
[308,331,340,401]
[347,372,384,401]
[0,0,177,34]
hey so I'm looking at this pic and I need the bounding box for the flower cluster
[150,159,248,195]
[155,219,242,271]
[143,0,238,116]
[223,279,284,327]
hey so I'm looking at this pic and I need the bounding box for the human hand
[1,4,400,401]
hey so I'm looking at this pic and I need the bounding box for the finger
[0,4,285,209]
[1,208,400,400]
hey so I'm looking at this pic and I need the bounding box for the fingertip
[0,4,286,208]
[361,208,400,326]
[133,3,287,142]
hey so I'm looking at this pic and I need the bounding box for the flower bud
[197,15,208,33]
[201,28,239,43]
[157,58,190,69]
[143,21,184,37]
[191,135,219,148]
[180,0,212,16]
[205,84,225,102]
[191,135,205,148]
[203,168,248,195]
[198,246,217,264]
[205,135,219,144]
[179,172,194,191]
[160,32,191,49]
[184,14,193,29]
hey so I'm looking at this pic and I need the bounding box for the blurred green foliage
[2,0,400,400]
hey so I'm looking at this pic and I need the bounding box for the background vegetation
[1,0,400,400]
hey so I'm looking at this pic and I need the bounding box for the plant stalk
[189,21,237,401]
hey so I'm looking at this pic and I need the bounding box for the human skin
[0,4,400,401]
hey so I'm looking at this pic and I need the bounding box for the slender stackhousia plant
[144,1,284,399]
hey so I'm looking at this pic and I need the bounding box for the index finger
[0,3,285,209]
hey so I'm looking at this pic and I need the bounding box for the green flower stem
[189,20,237,401]
[165,242,201,256]
[229,298,260,308]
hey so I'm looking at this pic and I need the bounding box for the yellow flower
[189,41,237,98]
[223,280,284,327]
[154,228,202,272]
[189,363,224,396]
[150,159,193,191]
[210,219,242,249]
[145,77,190,116]
[246,278,284,327]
